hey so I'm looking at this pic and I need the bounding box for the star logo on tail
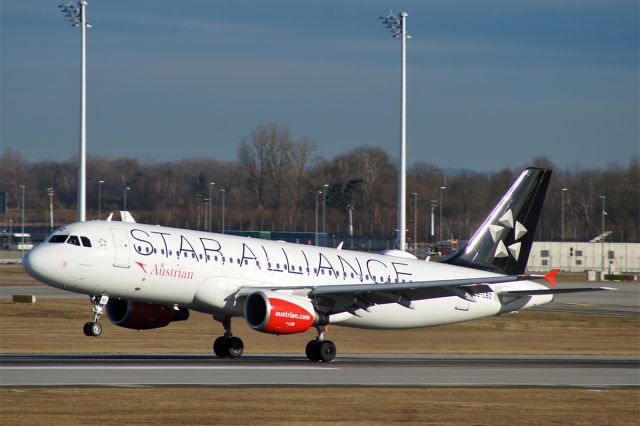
[490,209,527,260]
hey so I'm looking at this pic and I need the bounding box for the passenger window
[80,236,92,247]
[67,235,81,246]
[49,235,69,243]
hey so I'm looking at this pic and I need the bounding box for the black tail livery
[444,167,552,275]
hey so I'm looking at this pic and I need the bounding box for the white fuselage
[24,221,552,330]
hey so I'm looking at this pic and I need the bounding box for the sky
[1,0,638,172]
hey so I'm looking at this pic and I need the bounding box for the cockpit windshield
[67,235,81,246]
[48,235,68,243]
[47,233,92,247]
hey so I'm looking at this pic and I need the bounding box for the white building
[528,242,640,273]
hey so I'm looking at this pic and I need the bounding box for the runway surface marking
[3,366,337,370]
[2,354,638,388]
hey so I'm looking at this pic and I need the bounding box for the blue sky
[1,0,638,171]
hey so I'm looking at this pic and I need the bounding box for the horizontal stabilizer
[498,287,616,296]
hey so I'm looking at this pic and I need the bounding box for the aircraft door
[111,228,130,268]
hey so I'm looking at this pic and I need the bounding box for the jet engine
[106,299,189,330]
[244,290,327,335]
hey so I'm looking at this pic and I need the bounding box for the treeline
[1,123,639,242]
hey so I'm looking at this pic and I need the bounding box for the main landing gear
[305,326,336,362]
[83,295,108,337]
[212,315,244,359]
[211,317,336,362]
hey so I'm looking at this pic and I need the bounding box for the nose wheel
[83,321,102,337]
[212,315,244,359]
[83,295,108,337]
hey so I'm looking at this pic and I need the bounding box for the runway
[1,354,638,388]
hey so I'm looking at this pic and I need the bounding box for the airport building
[527,242,640,274]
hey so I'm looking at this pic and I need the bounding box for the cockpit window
[80,237,92,247]
[66,235,81,246]
[49,235,69,243]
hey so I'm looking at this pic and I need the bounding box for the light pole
[430,200,437,242]
[411,192,418,255]
[208,182,215,231]
[380,10,410,251]
[322,184,329,234]
[219,189,226,234]
[123,186,130,211]
[439,186,446,242]
[203,198,209,231]
[315,190,322,246]
[600,195,606,273]
[47,187,55,231]
[561,188,568,241]
[195,195,202,230]
[98,180,104,220]
[19,185,25,257]
[348,204,354,249]
[59,1,90,222]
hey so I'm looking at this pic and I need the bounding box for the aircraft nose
[22,245,50,282]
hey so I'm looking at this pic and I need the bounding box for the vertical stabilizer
[443,167,552,275]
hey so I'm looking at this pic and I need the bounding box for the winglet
[544,269,560,287]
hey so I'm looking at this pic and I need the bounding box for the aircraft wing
[236,274,561,315]
[236,274,616,315]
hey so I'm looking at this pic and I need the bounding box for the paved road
[1,354,637,387]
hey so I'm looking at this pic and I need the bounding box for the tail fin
[443,167,552,275]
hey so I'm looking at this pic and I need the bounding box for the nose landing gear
[83,295,109,337]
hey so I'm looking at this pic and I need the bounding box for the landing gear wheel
[226,337,244,359]
[83,322,93,337]
[305,340,320,362]
[317,340,336,362]
[85,295,108,337]
[213,336,229,358]
[83,322,102,337]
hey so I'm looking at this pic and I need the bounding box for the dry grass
[1,387,638,425]
[1,298,638,355]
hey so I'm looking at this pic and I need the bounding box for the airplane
[22,167,613,362]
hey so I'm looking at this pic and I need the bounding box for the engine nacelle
[106,299,189,330]
[244,291,326,335]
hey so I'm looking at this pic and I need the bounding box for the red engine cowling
[106,299,189,330]
[244,291,326,335]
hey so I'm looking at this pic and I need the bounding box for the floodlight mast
[379,11,409,251]
[59,1,89,222]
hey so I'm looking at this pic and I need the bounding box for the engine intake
[244,291,327,335]
[106,299,189,330]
